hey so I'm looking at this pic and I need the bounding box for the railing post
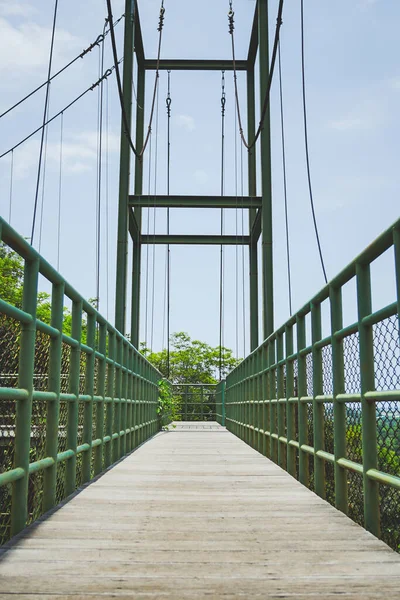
[82,311,96,484]
[262,342,269,457]
[330,285,347,514]
[65,299,82,497]
[285,324,296,477]
[356,262,380,537]
[221,380,226,427]
[277,332,285,469]
[43,280,64,513]
[311,302,325,498]
[269,339,277,463]
[11,257,39,536]
[104,329,115,467]
[394,223,400,332]
[297,314,309,487]
[94,322,107,475]
[200,385,204,421]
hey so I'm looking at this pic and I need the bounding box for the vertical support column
[311,302,325,498]
[258,0,274,340]
[11,257,39,536]
[247,67,259,351]
[285,324,296,477]
[357,262,380,537]
[394,224,400,333]
[104,329,115,468]
[82,311,96,484]
[297,314,309,486]
[277,332,285,469]
[65,300,82,497]
[115,0,136,335]
[330,285,347,514]
[43,280,64,512]
[131,66,146,347]
[221,380,226,426]
[94,322,107,475]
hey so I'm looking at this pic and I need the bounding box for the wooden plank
[0,421,399,598]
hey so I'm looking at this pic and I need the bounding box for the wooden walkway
[1,422,399,598]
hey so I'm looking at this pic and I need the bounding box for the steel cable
[228,0,284,151]
[300,0,328,284]
[0,15,124,121]
[0,66,119,160]
[106,0,165,160]
[31,0,59,246]
[278,41,293,315]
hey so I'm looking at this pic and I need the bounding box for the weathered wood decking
[1,422,399,598]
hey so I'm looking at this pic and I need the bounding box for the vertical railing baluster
[262,342,268,457]
[356,262,380,537]
[269,339,277,463]
[94,321,107,475]
[297,314,309,486]
[11,257,39,536]
[277,332,284,468]
[104,329,115,468]
[82,311,96,484]
[43,281,64,512]
[285,324,296,477]
[330,285,347,514]
[65,299,82,496]
[311,302,325,498]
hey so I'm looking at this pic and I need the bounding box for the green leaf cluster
[141,332,240,384]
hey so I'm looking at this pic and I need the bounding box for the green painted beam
[247,3,259,66]
[250,209,261,242]
[129,195,262,209]
[140,235,250,245]
[144,59,248,71]
[115,0,135,334]
[128,207,140,241]
[259,0,274,339]
[134,0,145,66]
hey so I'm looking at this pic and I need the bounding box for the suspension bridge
[0,0,399,597]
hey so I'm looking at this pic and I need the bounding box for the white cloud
[390,77,400,90]
[193,170,208,186]
[10,130,120,180]
[329,117,365,132]
[0,1,36,17]
[175,114,195,132]
[0,17,82,74]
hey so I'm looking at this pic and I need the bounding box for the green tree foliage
[141,332,241,384]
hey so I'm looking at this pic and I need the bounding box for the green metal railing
[0,218,161,546]
[172,384,217,421]
[225,218,400,552]
[215,381,225,426]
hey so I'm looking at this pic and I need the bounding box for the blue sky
[0,0,399,357]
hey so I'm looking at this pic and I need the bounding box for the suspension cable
[31,0,59,246]
[106,0,165,160]
[240,137,246,357]
[278,41,292,315]
[300,0,328,284]
[144,134,153,347]
[0,15,124,121]
[228,0,284,151]
[57,112,63,271]
[8,151,14,225]
[96,25,107,311]
[166,70,172,378]
[150,82,160,352]
[105,79,110,320]
[219,71,226,381]
[0,65,119,160]
[38,82,51,254]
